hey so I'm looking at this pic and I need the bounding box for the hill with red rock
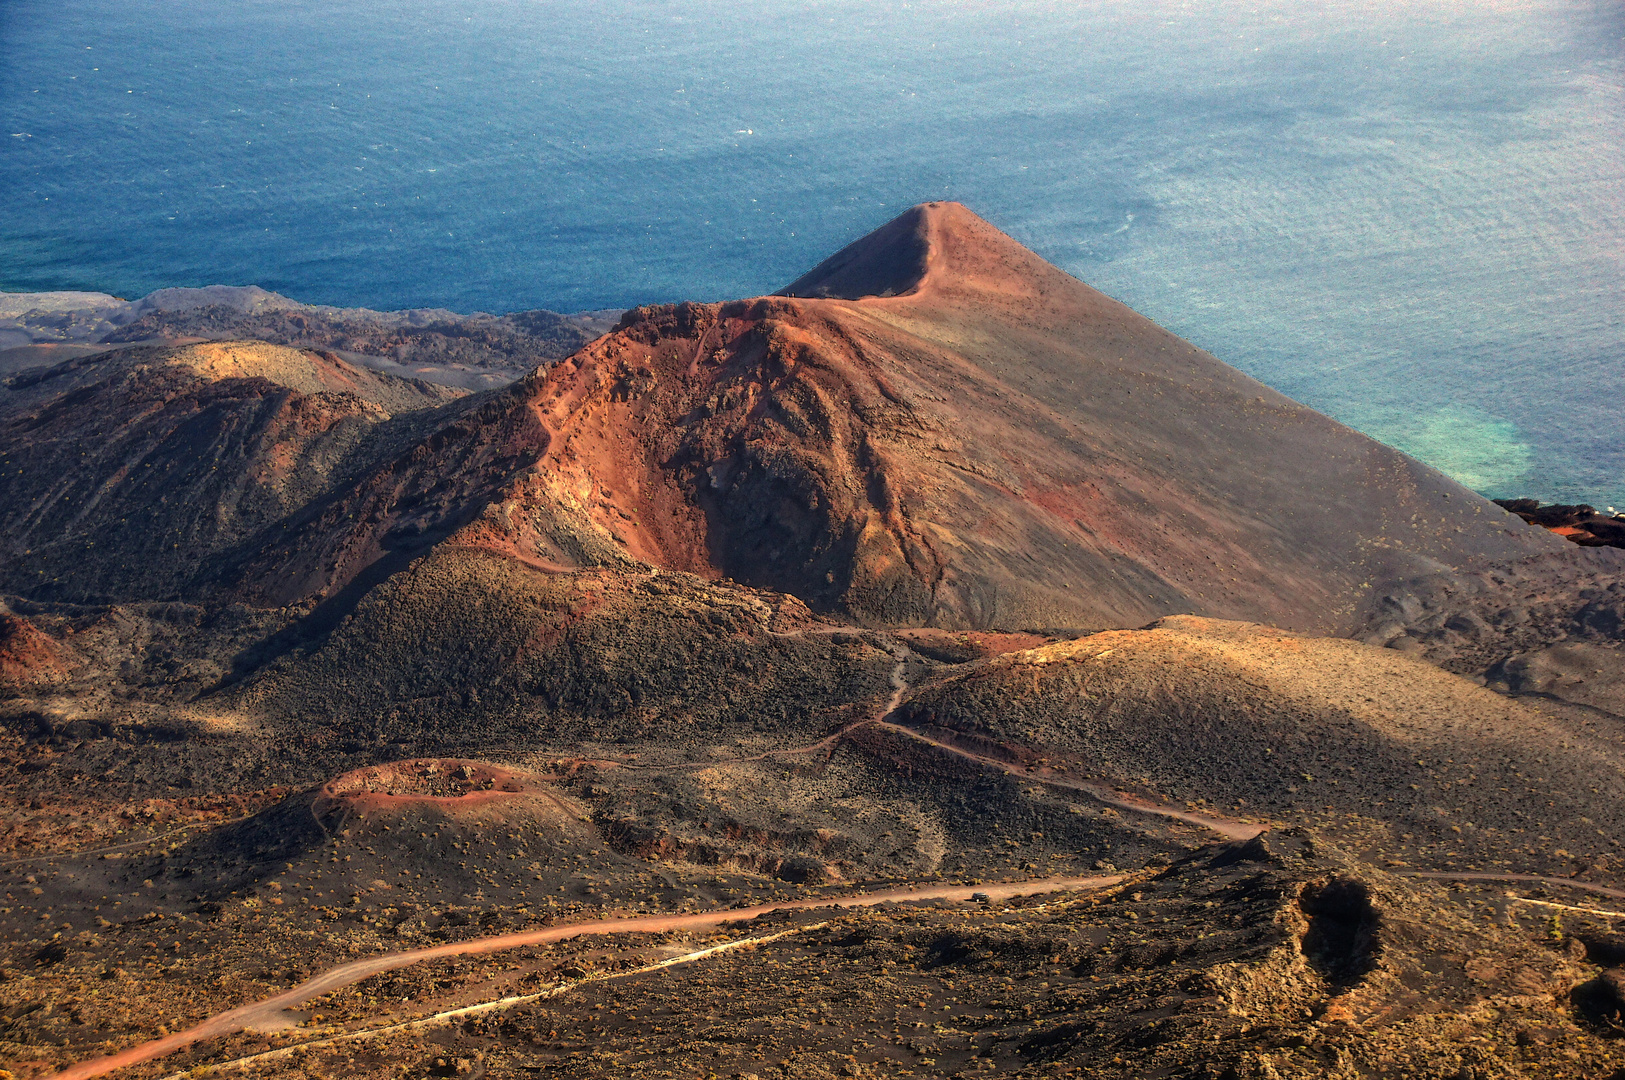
[2,204,1624,1080]
[0,341,465,602]
[26,204,1553,630]
[0,610,74,689]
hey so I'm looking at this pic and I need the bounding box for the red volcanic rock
[0,611,73,688]
[1494,498,1625,549]
[261,203,1557,633]
[0,205,1565,633]
[317,758,529,812]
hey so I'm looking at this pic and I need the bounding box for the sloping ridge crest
[217,203,1570,632]
[777,203,935,300]
[0,201,1568,637]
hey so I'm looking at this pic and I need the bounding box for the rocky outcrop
[1494,498,1625,548]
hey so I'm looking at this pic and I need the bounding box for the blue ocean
[1,0,1620,506]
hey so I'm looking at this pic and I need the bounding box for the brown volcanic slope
[766,202,1560,630]
[896,616,1625,881]
[0,341,465,602]
[5,208,1625,1080]
[234,201,1559,634]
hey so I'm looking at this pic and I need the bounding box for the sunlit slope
[898,614,1625,874]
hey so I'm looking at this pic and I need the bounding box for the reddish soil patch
[1494,498,1625,548]
[0,612,73,687]
[896,628,1054,664]
[316,759,528,813]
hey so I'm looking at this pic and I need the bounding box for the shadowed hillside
[0,342,466,602]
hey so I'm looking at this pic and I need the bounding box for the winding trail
[45,875,1122,1080]
[12,632,1255,880]
[578,636,1268,843]
[154,921,830,1080]
[864,720,1267,842]
[35,624,1614,1080]
[0,814,259,869]
[1402,870,1625,902]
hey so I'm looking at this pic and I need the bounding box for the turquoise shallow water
[1,0,1621,506]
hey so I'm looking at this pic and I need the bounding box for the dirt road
[866,719,1268,842]
[607,634,1270,843]
[1404,870,1625,901]
[431,630,1269,843]
[45,875,1121,1080]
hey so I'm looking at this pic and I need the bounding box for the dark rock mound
[245,549,897,748]
[1495,498,1625,548]
[133,788,332,900]
[1298,876,1381,986]
[1575,968,1625,1028]
[776,204,931,299]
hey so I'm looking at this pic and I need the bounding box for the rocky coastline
[1495,498,1625,548]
